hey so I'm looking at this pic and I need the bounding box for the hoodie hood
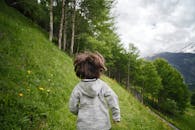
[79,79,102,98]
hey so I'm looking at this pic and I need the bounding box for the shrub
[159,98,179,115]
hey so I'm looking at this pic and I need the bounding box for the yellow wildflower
[27,70,32,74]
[18,93,23,97]
[47,89,50,92]
[39,87,44,91]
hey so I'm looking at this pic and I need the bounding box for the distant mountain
[176,42,195,53]
[146,52,195,90]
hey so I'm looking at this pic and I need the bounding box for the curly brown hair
[74,52,107,79]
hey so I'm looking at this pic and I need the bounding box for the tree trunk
[70,0,76,54]
[141,81,144,104]
[58,0,65,49]
[49,0,53,42]
[126,55,130,89]
[63,2,67,51]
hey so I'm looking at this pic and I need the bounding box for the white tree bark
[63,2,67,51]
[58,0,65,49]
[49,0,53,42]
[70,0,76,54]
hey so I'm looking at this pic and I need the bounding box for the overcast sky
[112,0,195,56]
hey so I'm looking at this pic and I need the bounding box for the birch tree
[49,0,53,42]
[63,1,67,51]
[70,0,76,54]
[58,0,65,49]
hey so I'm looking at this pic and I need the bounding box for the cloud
[112,0,195,56]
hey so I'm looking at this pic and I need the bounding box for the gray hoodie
[69,79,120,130]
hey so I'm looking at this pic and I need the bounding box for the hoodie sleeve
[104,85,120,122]
[69,86,80,115]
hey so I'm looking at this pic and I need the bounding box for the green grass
[102,77,172,130]
[157,107,195,130]
[171,107,195,130]
[0,1,173,129]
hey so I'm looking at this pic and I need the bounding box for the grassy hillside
[155,107,195,130]
[0,1,171,129]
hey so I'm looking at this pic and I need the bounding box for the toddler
[69,52,120,130]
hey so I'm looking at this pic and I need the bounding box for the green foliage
[135,60,162,98]
[159,98,179,115]
[5,0,123,81]
[126,43,140,85]
[149,52,195,90]
[5,0,49,28]
[153,58,190,114]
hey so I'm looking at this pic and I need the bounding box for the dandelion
[39,87,45,91]
[47,89,50,92]
[27,70,32,74]
[18,93,23,97]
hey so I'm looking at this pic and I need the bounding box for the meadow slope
[0,1,171,129]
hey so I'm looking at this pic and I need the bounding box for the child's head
[74,52,107,79]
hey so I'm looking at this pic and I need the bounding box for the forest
[1,0,194,129]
